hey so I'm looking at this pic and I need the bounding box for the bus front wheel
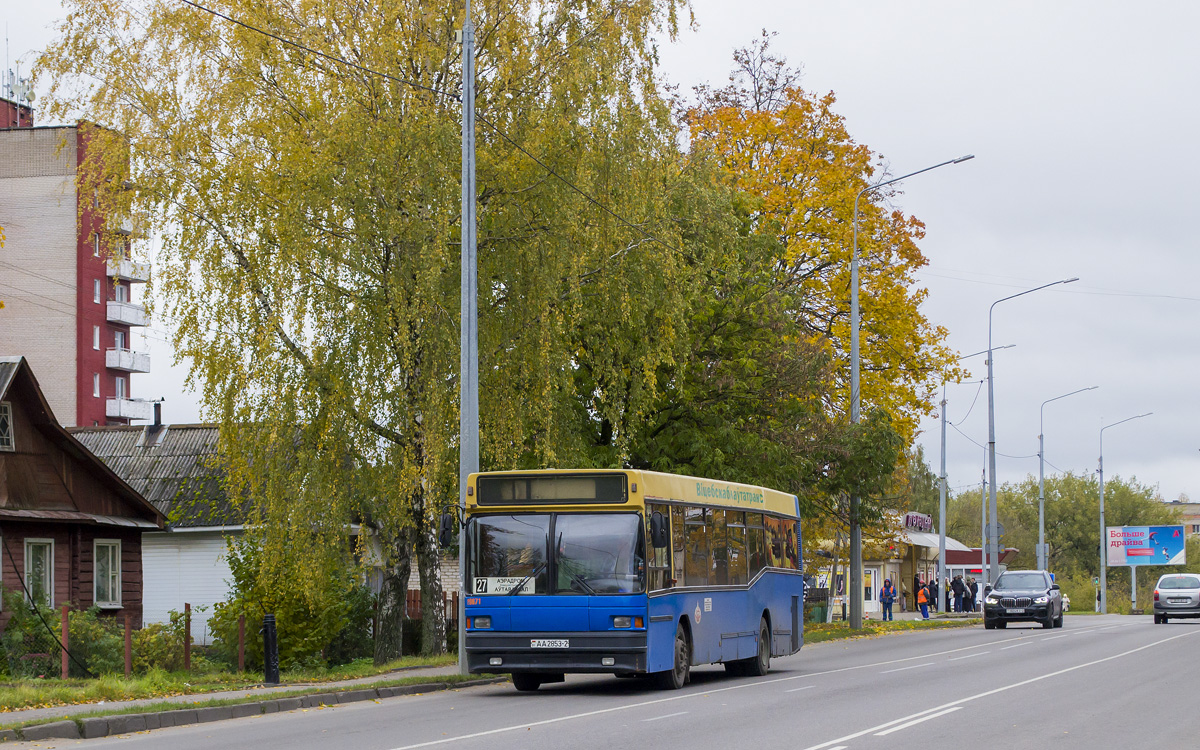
[511,673,541,692]
[657,623,691,690]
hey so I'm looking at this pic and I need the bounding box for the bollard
[262,614,280,685]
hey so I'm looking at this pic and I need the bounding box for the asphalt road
[15,615,1199,749]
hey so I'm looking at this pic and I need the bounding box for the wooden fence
[404,589,460,626]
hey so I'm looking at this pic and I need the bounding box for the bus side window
[747,513,765,581]
[646,503,672,591]
[684,506,709,587]
[711,510,728,585]
[727,512,747,585]
[671,506,686,585]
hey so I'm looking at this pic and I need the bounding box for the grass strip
[0,654,455,713]
[804,617,980,645]
[0,673,499,733]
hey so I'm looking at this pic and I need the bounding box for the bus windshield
[468,513,644,596]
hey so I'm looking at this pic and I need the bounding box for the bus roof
[467,469,800,518]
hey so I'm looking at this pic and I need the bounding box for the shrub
[66,607,124,677]
[132,609,188,674]
[1,592,61,679]
[208,542,373,670]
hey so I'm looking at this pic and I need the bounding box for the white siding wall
[142,531,238,645]
[0,128,79,423]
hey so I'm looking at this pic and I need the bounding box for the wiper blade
[509,562,546,596]
[571,573,597,595]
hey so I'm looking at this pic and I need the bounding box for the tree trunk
[416,523,447,655]
[373,541,411,665]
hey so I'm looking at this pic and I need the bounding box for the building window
[115,377,127,399]
[94,540,122,608]
[0,402,13,452]
[115,284,128,303]
[93,373,100,398]
[94,279,102,304]
[1192,524,1200,535]
[114,330,126,350]
[93,232,100,257]
[93,325,101,350]
[25,539,54,608]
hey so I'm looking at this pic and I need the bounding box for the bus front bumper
[465,631,648,674]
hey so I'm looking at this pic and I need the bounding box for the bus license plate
[531,639,569,649]
[1007,608,1025,614]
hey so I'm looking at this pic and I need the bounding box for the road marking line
[880,662,934,674]
[1000,642,1028,650]
[948,652,988,661]
[874,706,962,736]
[387,626,1081,750]
[641,711,688,722]
[785,686,815,693]
[799,628,1200,750]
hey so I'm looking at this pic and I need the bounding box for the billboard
[1106,525,1186,566]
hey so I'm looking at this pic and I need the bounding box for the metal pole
[849,154,973,629]
[981,459,988,586]
[1038,387,1098,571]
[1131,565,1137,612]
[939,346,1004,610]
[938,383,947,614]
[985,278,1077,585]
[1098,412,1151,614]
[458,0,478,676]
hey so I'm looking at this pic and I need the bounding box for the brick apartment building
[0,96,151,426]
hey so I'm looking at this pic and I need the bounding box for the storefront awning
[901,529,971,552]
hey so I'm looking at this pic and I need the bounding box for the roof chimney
[153,401,162,429]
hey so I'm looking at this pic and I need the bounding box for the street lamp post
[985,278,1077,586]
[1098,413,1152,613]
[849,154,973,628]
[937,345,1011,612]
[1037,386,1098,571]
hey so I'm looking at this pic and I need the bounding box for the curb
[0,677,506,743]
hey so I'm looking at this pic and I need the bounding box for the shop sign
[904,512,933,532]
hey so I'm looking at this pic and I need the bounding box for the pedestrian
[952,574,966,612]
[880,578,896,621]
[927,578,938,616]
[917,582,929,619]
[967,576,979,612]
[944,577,952,612]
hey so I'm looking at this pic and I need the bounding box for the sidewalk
[2,662,471,726]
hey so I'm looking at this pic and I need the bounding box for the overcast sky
[9,2,1198,502]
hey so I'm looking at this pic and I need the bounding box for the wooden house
[0,356,164,630]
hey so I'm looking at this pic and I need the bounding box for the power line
[947,379,985,426]
[948,422,1038,460]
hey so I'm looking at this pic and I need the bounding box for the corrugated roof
[70,425,242,528]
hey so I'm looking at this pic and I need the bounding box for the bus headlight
[612,616,632,628]
[473,616,492,629]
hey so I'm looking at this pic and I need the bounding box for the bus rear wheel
[656,623,690,690]
[748,617,771,676]
[511,672,541,692]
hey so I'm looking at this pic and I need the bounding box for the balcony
[115,217,134,236]
[106,258,150,283]
[105,348,151,373]
[106,398,153,421]
[106,301,149,327]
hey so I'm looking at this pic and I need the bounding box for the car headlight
[985,595,1000,605]
[1035,595,1049,604]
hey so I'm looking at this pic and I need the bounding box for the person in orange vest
[917,583,930,619]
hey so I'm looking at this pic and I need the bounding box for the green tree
[38,0,697,661]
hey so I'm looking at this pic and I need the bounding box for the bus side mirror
[439,512,455,548]
[650,512,668,549]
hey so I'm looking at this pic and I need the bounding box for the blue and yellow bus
[459,469,804,691]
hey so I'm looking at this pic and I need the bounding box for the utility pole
[457,0,478,676]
